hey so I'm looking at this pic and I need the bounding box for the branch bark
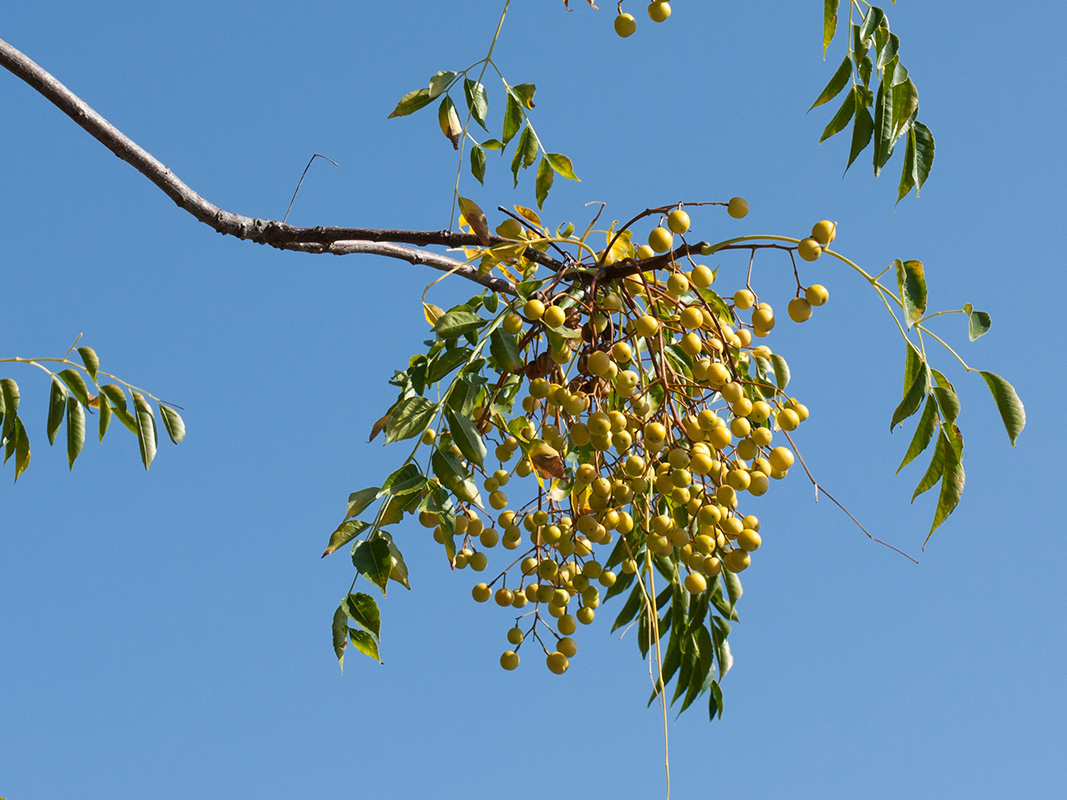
[0,36,574,297]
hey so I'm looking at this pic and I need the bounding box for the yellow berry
[614,12,637,37]
[811,220,837,246]
[727,197,749,219]
[797,238,822,262]
[648,226,674,253]
[787,297,813,323]
[690,264,714,288]
[543,304,567,328]
[684,573,708,594]
[668,208,690,234]
[500,650,520,670]
[546,651,570,674]
[806,284,829,306]
[733,289,755,310]
[768,446,795,472]
[647,2,671,23]
[472,583,491,602]
[522,299,545,320]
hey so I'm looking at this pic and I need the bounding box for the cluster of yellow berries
[414,202,836,676]
[614,3,672,38]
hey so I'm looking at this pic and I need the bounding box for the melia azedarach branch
[0,36,552,298]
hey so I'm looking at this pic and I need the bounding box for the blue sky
[2,2,1064,798]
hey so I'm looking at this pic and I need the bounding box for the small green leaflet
[388,87,433,119]
[963,303,991,341]
[444,406,487,466]
[384,396,437,444]
[342,592,381,639]
[978,371,1025,446]
[65,395,85,469]
[352,533,393,595]
[433,310,486,340]
[348,629,382,663]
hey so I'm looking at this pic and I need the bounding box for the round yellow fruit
[522,298,545,321]
[500,650,520,670]
[668,208,690,234]
[797,237,822,262]
[543,304,567,328]
[727,197,749,219]
[733,289,755,310]
[684,573,708,594]
[614,12,637,37]
[558,637,578,658]
[787,297,813,323]
[472,583,491,602]
[805,284,829,306]
[546,651,570,674]
[690,263,714,287]
[724,549,751,572]
[768,446,795,472]
[635,314,660,337]
[647,1,671,22]
[648,226,674,253]
[811,220,837,245]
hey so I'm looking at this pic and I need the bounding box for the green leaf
[770,353,791,391]
[926,426,965,544]
[612,584,644,633]
[890,77,918,142]
[65,395,85,469]
[964,303,991,341]
[57,368,91,407]
[384,396,438,444]
[895,258,927,327]
[0,378,20,441]
[810,55,851,110]
[502,93,522,145]
[433,310,486,340]
[437,96,462,150]
[342,592,381,639]
[891,351,930,430]
[511,83,536,109]
[510,126,538,188]
[489,329,523,374]
[722,569,742,610]
[47,377,67,446]
[445,406,487,467]
[481,138,504,150]
[378,529,411,590]
[463,78,488,129]
[819,88,856,143]
[470,144,486,185]
[857,5,886,47]
[872,79,895,175]
[345,487,381,521]
[11,417,30,480]
[545,153,579,181]
[348,629,382,663]
[99,385,137,434]
[874,29,899,73]
[911,430,946,501]
[822,0,841,57]
[332,604,348,673]
[427,70,458,100]
[379,462,426,496]
[911,120,934,195]
[931,369,960,423]
[896,396,939,473]
[708,680,724,721]
[159,405,186,444]
[97,389,111,442]
[76,346,99,381]
[977,371,1026,446]
[534,156,553,209]
[132,392,157,470]
[431,449,480,504]
[387,87,433,118]
[352,533,393,595]
[323,519,370,558]
[845,103,874,173]
[427,346,474,384]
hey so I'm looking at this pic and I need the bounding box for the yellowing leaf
[423,303,445,326]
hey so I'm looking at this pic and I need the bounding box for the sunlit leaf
[97,390,111,442]
[427,70,458,99]
[387,87,433,118]
[445,406,487,467]
[926,426,965,544]
[132,392,157,470]
[895,258,927,327]
[352,533,392,595]
[545,153,579,181]
[159,404,186,444]
[457,196,491,245]
[379,462,426,496]
[502,93,522,144]
[348,629,382,663]
[323,519,369,558]
[384,396,437,443]
[332,604,348,672]
[846,103,874,173]
[463,78,488,129]
[963,302,991,341]
[470,144,486,184]
[511,83,536,109]
[431,449,480,504]
[811,55,851,110]
[770,353,791,391]
[891,352,929,430]
[99,385,137,434]
[978,371,1025,446]
[535,156,553,209]
[433,310,486,340]
[931,369,960,423]
[57,368,91,407]
[822,0,841,57]
[378,529,411,590]
[76,346,99,381]
[911,431,946,501]
[437,95,462,150]
[0,378,20,441]
[342,592,381,639]
[47,377,66,445]
[897,396,938,473]
[65,395,85,469]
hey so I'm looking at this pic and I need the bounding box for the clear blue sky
[2,2,1063,798]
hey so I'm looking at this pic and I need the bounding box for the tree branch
[0,36,569,296]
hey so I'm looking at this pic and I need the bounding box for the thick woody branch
[0,37,567,296]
